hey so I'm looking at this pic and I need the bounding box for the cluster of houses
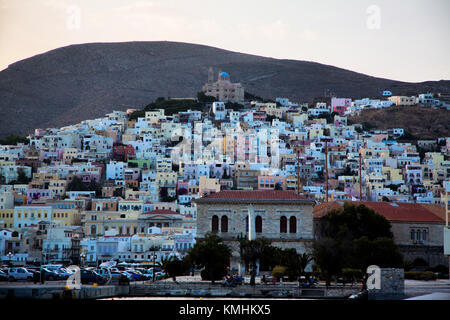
[0,71,449,274]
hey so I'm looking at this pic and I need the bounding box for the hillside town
[0,70,449,279]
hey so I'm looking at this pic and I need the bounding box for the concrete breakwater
[0,282,359,300]
[0,284,128,300]
[128,282,359,299]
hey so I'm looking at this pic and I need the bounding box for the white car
[8,267,34,281]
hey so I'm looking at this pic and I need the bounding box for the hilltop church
[202,68,245,103]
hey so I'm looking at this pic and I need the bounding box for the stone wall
[368,268,405,300]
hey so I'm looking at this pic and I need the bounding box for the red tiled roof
[195,190,311,203]
[143,209,178,215]
[313,201,445,223]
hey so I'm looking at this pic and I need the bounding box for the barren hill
[0,41,449,137]
[348,106,449,140]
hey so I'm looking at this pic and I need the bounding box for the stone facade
[391,221,447,267]
[195,191,314,274]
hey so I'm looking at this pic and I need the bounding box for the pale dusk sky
[0,0,449,82]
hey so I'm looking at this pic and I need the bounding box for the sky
[0,0,449,82]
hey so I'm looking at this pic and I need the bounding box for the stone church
[202,68,245,103]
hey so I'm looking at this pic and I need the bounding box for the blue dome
[219,72,229,77]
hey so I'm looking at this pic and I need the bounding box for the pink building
[27,189,52,203]
[331,98,352,116]
[404,165,423,185]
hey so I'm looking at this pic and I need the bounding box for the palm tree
[298,253,312,276]
[239,238,272,286]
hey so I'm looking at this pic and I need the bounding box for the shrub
[341,268,363,282]
[404,271,437,281]
[272,265,287,279]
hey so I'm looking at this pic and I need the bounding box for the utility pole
[359,152,362,202]
[296,149,300,194]
[325,140,328,202]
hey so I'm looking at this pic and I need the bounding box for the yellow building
[0,209,14,228]
[382,167,403,183]
[13,205,81,229]
[199,176,221,196]
[49,179,68,198]
[145,109,165,124]
[308,128,324,140]
[84,210,140,237]
[63,148,79,163]
[156,171,177,188]
[388,96,417,106]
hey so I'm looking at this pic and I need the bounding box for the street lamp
[80,253,86,267]
[7,252,12,267]
[152,248,156,282]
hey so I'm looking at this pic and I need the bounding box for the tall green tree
[313,203,403,285]
[160,256,190,281]
[67,176,88,191]
[186,232,231,284]
[16,169,30,184]
[197,91,216,103]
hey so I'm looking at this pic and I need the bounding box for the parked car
[40,268,62,281]
[133,270,152,280]
[138,268,154,279]
[7,267,34,281]
[0,270,8,281]
[57,268,74,280]
[125,270,145,281]
[120,271,135,281]
[80,269,107,285]
[97,268,124,282]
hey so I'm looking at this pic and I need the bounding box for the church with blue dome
[201,67,245,103]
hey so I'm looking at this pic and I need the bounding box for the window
[280,216,287,233]
[220,216,228,233]
[289,216,297,233]
[255,216,262,233]
[422,230,427,241]
[416,230,421,241]
[212,215,219,232]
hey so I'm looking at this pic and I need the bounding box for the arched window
[410,229,415,240]
[255,216,262,233]
[422,230,427,241]
[244,217,249,232]
[221,216,228,233]
[212,215,219,232]
[280,216,287,233]
[416,230,421,241]
[289,216,297,233]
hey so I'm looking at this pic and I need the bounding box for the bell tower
[208,67,213,84]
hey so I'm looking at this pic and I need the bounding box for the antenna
[325,140,328,202]
[297,148,301,195]
[359,152,362,202]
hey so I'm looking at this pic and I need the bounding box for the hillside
[348,106,450,140]
[1,41,450,137]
